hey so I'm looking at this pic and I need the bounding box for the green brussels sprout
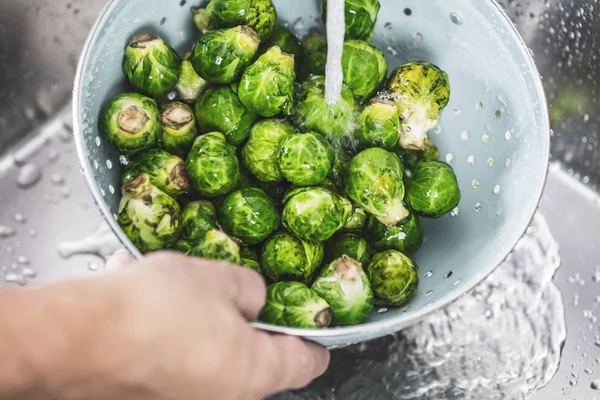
[324,233,372,266]
[312,255,374,326]
[118,174,182,253]
[240,247,261,273]
[180,200,218,242]
[282,187,353,241]
[121,149,190,198]
[358,99,400,150]
[276,132,334,186]
[176,52,209,104]
[160,102,198,157]
[123,34,181,99]
[328,146,351,190]
[345,147,409,227]
[238,46,296,117]
[191,26,260,84]
[194,85,258,145]
[299,33,327,80]
[342,207,368,233]
[342,40,387,102]
[187,229,242,264]
[293,75,358,140]
[261,231,324,284]
[323,0,381,41]
[317,178,340,193]
[395,133,440,169]
[242,119,294,183]
[368,250,418,306]
[173,238,194,254]
[100,93,161,155]
[219,188,279,245]
[186,132,240,197]
[387,62,451,151]
[193,0,277,40]
[405,161,461,218]
[258,25,304,70]
[260,282,333,328]
[259,180,290,204]
[365,212,423,254]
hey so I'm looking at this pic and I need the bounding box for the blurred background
[0,0,599,398]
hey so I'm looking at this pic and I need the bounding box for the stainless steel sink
[1,0,599,398]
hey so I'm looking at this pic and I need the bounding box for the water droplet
[21,267,37,278]
[95,136,101,147]
[472,179,480,189]
[28,229,37,237]
[591,379,600,390]
[450,207,460,217]
[450,12,463,25]
[61,187,72,199]
[595,340,600,347]
[504,158,512,168]
[461,131,470,141]
[583,114,590,123]
[51,174,65,186]
[119,155,129,165]
[424,271,433,278]
[17,256,29,265]
[473,203,482,212]
[467,155,476,165]
[584,368,593,375]
[481,134,490,143]
[445,153,455,163]
[453,107,462,116]
[434,125,443,135]
[475,102,483,111]
[569,377,578,386]
[14,214,26,224]
[386,46,398,56]
[93,160,99,170]
[453,279,462,286]
[17,164,42,189]
[378,307,388,314]
[493,184,501,194]
[0,225,16,239]
[88,262,100,272]
[106,160,113,169]
[10,263,18,270]
[100,188,106,197]
[48,149,59,162]
[505,130,512,140]
[487,157,495,167]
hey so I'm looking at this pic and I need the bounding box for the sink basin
[0,0,599,398]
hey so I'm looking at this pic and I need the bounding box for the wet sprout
[395,133,440,169]
[276,132,334,186]
[118,174,182,253]
[121,149,190,198]
[323,0,381,41]
[180,200,218,242]
[299,33,327,79]
[368,250,419,307]
[261,231,324,284]
[194,0,277,40]
[259,282,333,329]
[194,85,257,145]
[365,212,424,254]
[312,255,374,326]
[241,119,294,183]
[219,188,280,245]
[240,247,261,273]
[191,26,260,84]
[345,148,409,227]
[258,25,304,70]
[342,207,368,233]
[358,99,400,151]
[160,102,198,157]
[328,146,351,191]
[100,93,161,155]
[282,187,353,241]
[238,46,296,117]
[387,62,451,151]
[175,52,209,104]
[405,161,461,218]
[187,229,242,265]
[185,132,240,197]
[324,233,372,266]
[293,75,358,140]
[123,34,181,99]
[342,40,388,102]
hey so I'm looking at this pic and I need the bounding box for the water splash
[276,214,566,400]
[324,0,345,105]
[56,221,123,260]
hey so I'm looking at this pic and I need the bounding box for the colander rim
[73,0,551,340]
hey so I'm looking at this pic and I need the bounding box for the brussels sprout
[122,34,181,99]
[193,0,277,40]
[122,149,190,198]
[240,247,261,273]
[191,26,260,84]
[282,187,353,241]
[260,282,332,328]
[342,208,368,233]
[173,238,194,254]
[176,52,209,104]
[276,132,334,186]
[312,255,374,326]
[317,178,340,193]
[358,99,400,150]
[100,93,161,155]
[405,161,461,218]
[324,233,372,266]
[118,174,182,253]
[365,212,423,254]
[160,102,198,157]
[342,40,387,102]
[299,33,327,79]
[258,25,304,69]
[187,229,242,264]
[293,75,358,140]
[387,62,451,151]
[195,86,257,145]
[345,148,409,227]
[180,200,218,242]
[323,0,380,41]
[186,132,240,197]
[395,133,440,169]
[219,188,279,245]
[238,46,296,117]
[328,146,351,190]
[368,250,418,306]
[261,231,324,284]
[241,119,294,183]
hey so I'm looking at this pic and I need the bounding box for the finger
[248,332,330,397]
[105,249,135,272]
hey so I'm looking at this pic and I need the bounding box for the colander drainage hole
[494,109,502,119]
[450,12,463,25]
[180,0,187,6]
[444,271,454,278]
[453,279,462,286]
[425,290,433,297]
[424,271,433,278]
[403,306,412,313]
[404,8,412,16]
[160,17,167,25]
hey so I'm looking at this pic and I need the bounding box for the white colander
[73,0,550,348]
